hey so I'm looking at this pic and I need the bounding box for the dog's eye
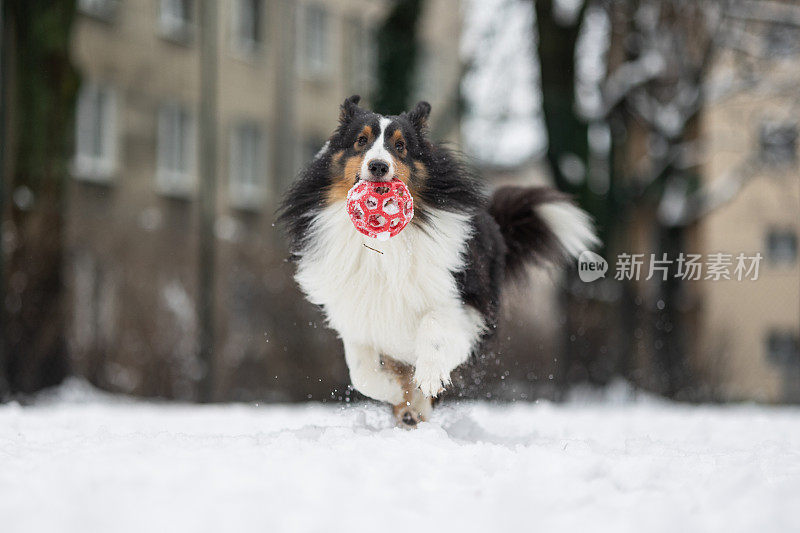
[357,136,368,147]
[395,140,405,152]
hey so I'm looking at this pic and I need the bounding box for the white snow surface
[2,380,799,533]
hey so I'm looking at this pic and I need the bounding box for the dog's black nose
[368,159,389,179]
[401,411,417,426]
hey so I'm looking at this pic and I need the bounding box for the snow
[2,381,799,533]
[383,198,399,215]
[575,5,611,120]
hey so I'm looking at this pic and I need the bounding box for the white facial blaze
[360,117,395,180]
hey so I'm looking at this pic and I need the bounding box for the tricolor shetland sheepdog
[279,95,598,427]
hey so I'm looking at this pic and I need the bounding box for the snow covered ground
[2,381,799,533]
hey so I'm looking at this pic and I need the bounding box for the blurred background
[0,0,797,404]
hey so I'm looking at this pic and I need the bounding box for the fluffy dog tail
[488,186,599,280]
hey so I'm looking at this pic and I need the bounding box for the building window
[304,137,325,164]
[156,103,195,196]
[346,18,375,94]
[229,122,266,209]
[78,0,120,21]
[299,4,329,77]
[764,23,800,57]
[159,0,194,43]
[767,331,800,366]
[73,82,117,182]
[294,135,325,175]
[232,0,263,56]
[767,230,798,264]
[759,122,798,166]
[414,47,441,103]
[72,253,117,353]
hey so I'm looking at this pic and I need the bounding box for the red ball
[346,178,414,240]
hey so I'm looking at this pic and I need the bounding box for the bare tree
[533,0,797,397]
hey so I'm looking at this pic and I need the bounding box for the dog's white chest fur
[294,202,473,364]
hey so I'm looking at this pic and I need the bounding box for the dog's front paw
[413,358,452,398]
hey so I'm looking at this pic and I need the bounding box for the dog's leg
[386,360,432,428]
[413,305,484,397]
[344,340,405,405]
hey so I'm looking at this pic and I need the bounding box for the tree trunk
[533,0,590,395]
[534,0,587,192]
[2,0,78,394]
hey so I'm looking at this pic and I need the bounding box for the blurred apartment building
[695,0,800,402]
[67,0,461,400]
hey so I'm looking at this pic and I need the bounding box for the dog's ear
[408,101,432,134]
[339,95,362,126]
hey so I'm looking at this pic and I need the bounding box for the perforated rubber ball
[346,179,414,240]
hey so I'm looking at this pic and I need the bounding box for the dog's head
[280,95,483,249]
[323,95,432,203]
